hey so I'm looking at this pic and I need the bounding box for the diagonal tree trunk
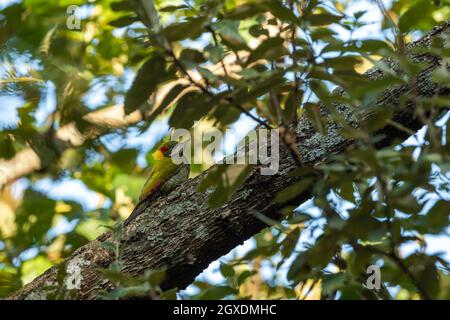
[7,21,450,300]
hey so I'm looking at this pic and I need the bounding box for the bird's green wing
[138,157,178,201]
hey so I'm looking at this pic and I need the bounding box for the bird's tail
[123,190,161,226]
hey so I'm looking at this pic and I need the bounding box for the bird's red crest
[159,145,168,153]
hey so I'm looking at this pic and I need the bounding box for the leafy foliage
[0,0,449,300]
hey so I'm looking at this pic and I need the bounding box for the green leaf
[281,227,301,258]
[307,233,341,267]
[237,270,256,286]
[147,84,189,125]
[220,263,235,278]
[263,1,299,24]
[345,215,385,241]
[0,269,22,297]
[351,247,373,274]
[432,66,450,85]
[204,44,224,63]
[233,72,285,105]
[38,25,57,56]
[246,37,288,65]
[168,92,216,129]
[0,133,16,159]
[199,164,254,208]
[304,103,327,135]
[159,288,178,300]
[249,24,269,38]
[404,254,440,299]
[364,109,393,132]
[340,126,366,140]
[80,165,114,199]
[108,15,139,28]
[15,190,56,246]
[309,79,333,103]
[197,285,237,300]
[322,272,347,295]
[112,174,145,201]
[287,254,313,282]
[163,17,206,42]
[20,256,53,285]
[354,39,391,54]
[100,241,116,253]
[308,13,343,26]
[124,55,168,114]
[179,48,206,64]
[419,259,440,299]
[110,148,138,172]
[159,5,190,12]
[282,88,302,124]
[111,1,134,12]
[144,269,166,286]
[224,4,265,20]
[275,178,314,203]
[398,0,433,33]
[213,20,248,50]
[428,201,450,230]
[338,180,355,203]
[351,76,403,100]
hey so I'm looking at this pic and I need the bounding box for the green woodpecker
[124,141,189,225]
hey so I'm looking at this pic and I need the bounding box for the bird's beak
[153,149,164,160]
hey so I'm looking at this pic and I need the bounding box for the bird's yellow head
[153,141,178,161]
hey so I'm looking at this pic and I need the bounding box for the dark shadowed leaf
[224,4,265,20]
[234,72,285,104]
[124,55,168,114]
[427,200,450,231]
[280,227,301,258]
[282,88,302,124]
[163,17,206,42]
[309,13,343,26]
[364,109,393,132]
[213,20,248,50]
[246,37,288,65]
[110,148,138,172]
[322,272,347,295]
[237,270,256,286]
[199,164,254,208]
[159,5,190,12]
[275,178,314,203]
[0,134,16,159]
[169,92,216,129]
[197,285,238,300]
[304,103,327,135]
[147,84,189,125]
[399,0,433,33]
[220,263,235,278]
[263,1,299,24]
[108,15,139,28]
[111,1,134,12]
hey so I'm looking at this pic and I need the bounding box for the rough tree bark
[7,21,450,299]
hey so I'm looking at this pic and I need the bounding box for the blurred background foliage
[0,0,449,299]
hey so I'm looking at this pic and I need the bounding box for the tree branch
[7,21,450,300]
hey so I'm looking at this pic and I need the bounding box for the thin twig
[207,26,232,91]
[289,0,301,126]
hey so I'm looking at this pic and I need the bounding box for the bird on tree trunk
[124,141,190,226]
